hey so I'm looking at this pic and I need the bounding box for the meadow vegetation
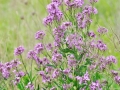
[0,0,120,90]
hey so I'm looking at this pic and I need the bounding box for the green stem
[30,59,33,80]
[20,55,32,83]
[16,67,25,90]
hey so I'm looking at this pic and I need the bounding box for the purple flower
[67,54,77,67]
[74,0,84,7]
[97,27,108,34]
[90,81,102,90]
[14,46,24,55]
[96,40,107,51]
[106,55,117,64]
[88,31,96,38]
[2,70,10,79]
[0,62,13,79]
[63,84,71,90]
[52,69,60,78]
[5,62,12,71]
[90,40,96,48]
[66,34,83,50]
[83,6,98,15]
[39,71,51,83]
[43,15,54,26]
[100,63,106,70]
[26,82,34,90]
[68,59,77,67]
[11,59,21,67]
[34,56,43,65]
[35,30,45,40]
[63,68,71,74]
[47,2,59,14]
[64,0,71,6]
[27,50,37,59]
[114,76,120,84]
[83,71,90,82]
[45,67,54,73]
[76,76,83,84]
[15,71,25,77]
[42,75,51,83]
[34,43,44,54]
[53,26,64,46]
[45,2,63,23]
[111,70,118,76]
[68,73,73,79]
[89,63,96,70]
[61,22,72,30]
[64,0,84,8]
[76,12,88,29]
[13,77,20,85]
[13,71,25,85]
[52,52,62,63]
[42,57,50,65]
[39,71,45,76]
[99,56,106,63]
[46,43,53,51]
[52,0,62,6]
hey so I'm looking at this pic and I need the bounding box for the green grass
[0,0,49,62]
[0,0,119,62]
[0,0,119,65]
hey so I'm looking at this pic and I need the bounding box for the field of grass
[0,0,49,62]
[0,0,119,61]
[0,0,120,89]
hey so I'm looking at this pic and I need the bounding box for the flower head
[26,82,34,90]
[35,30,45,40]
[34,43,44,54]
[97,27,108,34]
[14,46,24,55]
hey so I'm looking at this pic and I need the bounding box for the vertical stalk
[20,55,32,83]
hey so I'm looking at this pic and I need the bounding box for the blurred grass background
[0,0,120,64]
[0,0,49,61]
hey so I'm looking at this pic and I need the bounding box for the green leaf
[60,48,70,53]
[77,53,84,61]
[85,58,92,65]
[93,72,101,82]
[75,65,87,76]
[36,84,40,90]
[46,64,56,68]
[17,82,24,90]
[32,75,37,82]
[54,81,63,90]
[22,75,30,85]
[34,68,41,71]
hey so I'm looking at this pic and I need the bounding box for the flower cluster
[76,72,90,84]
[53,22,72,47]
[64,0,84,8]
[26,82,34,90]
[43,1,63,25]
[14,46,24,56]
[90,81,102,90]
[35,30,45,40]
[1,0,120,90]
[13,71,25,85]
[66,33,83,51]
[0,60,21,79]
[98,27,108,34]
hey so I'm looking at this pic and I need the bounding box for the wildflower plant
[0,0,120,90]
